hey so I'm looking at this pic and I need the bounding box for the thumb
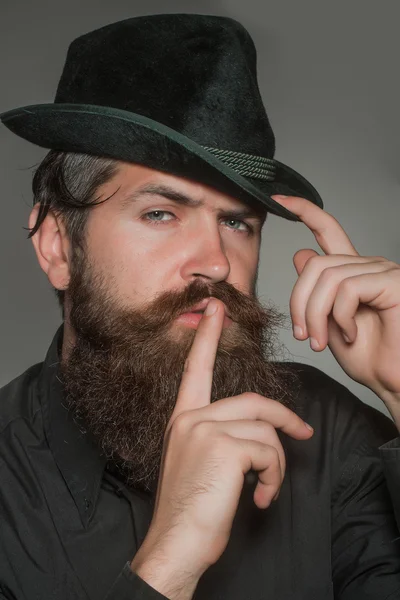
[293,249,319,276]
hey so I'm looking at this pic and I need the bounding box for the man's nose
[179,222,231,284]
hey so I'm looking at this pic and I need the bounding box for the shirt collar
[38,324,106,527]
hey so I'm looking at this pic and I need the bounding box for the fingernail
[305,422,314,431]
[293,325,304,338]
[272,195,288,200]
[205,299,218,316]
[310,337,320,351]
[343,333,351,344]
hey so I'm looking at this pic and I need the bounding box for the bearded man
[1,14,400,600]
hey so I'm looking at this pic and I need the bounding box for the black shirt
[1,326,400,600]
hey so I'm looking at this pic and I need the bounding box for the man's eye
[143,210,174,223]
[224,219,251,232]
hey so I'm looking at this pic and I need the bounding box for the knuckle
[306,255,322,271]
[382,268,400,285]
[387,262,400,272]
[332,303,345,325]
[320,266,337,283]
[248,391,264,403]
[259,423,279,447]
[191,420,213,441]
[212,434,234,459]
[338,277,355,294]
[266,444,280,462]
[252,394,281,414]
[256,420,274,437]
[171,412,191,436]
[255,393,279,407]
[240,391,264,405]
[262,446,282,475]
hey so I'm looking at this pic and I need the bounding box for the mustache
[149,279,267,328]
[70,275,279,337]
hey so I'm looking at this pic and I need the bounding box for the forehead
[99,162,266,218]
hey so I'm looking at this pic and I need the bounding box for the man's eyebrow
[120,183,266,221]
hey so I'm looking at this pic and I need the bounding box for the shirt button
[84,498,92,511]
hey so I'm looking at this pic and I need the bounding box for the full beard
[59,252,300,496]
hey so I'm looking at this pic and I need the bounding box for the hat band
[202,146,276,182]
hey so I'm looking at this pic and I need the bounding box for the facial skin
[30,162,297,495]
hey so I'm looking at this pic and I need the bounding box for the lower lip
[176,312,233,329]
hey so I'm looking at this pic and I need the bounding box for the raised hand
[272,195,400,424]
[131,298,313,599]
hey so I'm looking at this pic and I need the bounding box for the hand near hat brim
[271,194,400,428]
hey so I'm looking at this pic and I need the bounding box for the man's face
[75,162,262,322]
[58,163,296,494]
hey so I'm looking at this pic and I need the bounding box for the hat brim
[0,103,323,221]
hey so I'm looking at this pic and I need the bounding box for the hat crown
[55,14,275,158]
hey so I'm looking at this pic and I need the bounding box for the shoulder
[285,361,397,447]
[0,362,43,436]
[280,362,399,500]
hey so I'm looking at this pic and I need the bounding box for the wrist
[373,386,400,431]
[131,551,201,600]
[130,531,208,600]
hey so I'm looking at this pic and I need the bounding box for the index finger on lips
[271,195,359,257]
[172,298,225,419]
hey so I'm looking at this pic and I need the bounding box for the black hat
[0,14,323,221]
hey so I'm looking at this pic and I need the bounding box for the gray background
[1,0,399,418]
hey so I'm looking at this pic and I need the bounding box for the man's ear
[29,204,71,291]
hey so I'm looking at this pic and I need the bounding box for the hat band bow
[202,146,276,182]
